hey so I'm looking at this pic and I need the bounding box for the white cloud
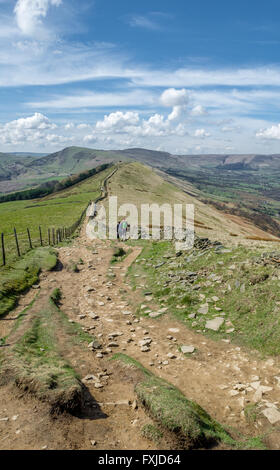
[190,105,207,116]
[77,123,91,129]
[94,108,190,138]
[96,111,140,131]
[128,15,159,30]
[132,66,280,88]
[64,122,75,130]
[160,88,189,107]
[194,129,211,138]
[160,88,189,122]
[6,112,56,130]
[256,123,280,140]
[14,0,62,36]
[28,90,156,109]
[0,112,57,145]
[83,134,97,144]
[168,105,183,121]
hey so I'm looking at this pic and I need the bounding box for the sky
[1,0,280,154]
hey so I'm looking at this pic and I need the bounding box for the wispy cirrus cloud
[27,89,157,109]
[125,11,171,31]
[128,14,160,30]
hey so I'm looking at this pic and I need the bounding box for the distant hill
[0,152,39,183]
[1,145,280,191]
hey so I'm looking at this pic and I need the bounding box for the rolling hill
[104,162,279,244]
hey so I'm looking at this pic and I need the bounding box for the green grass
[49,292,94,346]
[113,353,265,450]
[1,290,94,412]
[141,424,163,444]
[0,247,57,317]
[112,353,232,449]
[244,404,260,424]
[0,165,113,263]
[128,238,280,357]
[111,246,131,264]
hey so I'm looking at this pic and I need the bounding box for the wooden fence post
[48,228,51,245]
[14,227,20,257]
[1,233,5,266]
[39,226,43,246]
[27,228,33,250]
[52,228,55,245]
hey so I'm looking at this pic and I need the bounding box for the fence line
[0,164,120,267]
[0,201,91,267]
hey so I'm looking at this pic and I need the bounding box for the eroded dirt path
[1,223,280,450]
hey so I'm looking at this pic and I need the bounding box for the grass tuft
[0,247,57,317]
[112,353,232,449]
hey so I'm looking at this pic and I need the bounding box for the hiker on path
[118,219,128,241]
[117,221,120,239]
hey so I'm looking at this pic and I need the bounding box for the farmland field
[0,165,114,264]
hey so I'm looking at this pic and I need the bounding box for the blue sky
[1,0,280,153]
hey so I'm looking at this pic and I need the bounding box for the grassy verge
[113,353,266,449]
[49,289,94,346]
[0,247,57,317]
[1,290,94,413]
[112,353,232,449]
[128,238,280,356]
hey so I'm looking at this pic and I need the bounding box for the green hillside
[0,164,114,264]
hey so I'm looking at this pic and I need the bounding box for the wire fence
[1,202,91,267]
[0,165,120,267]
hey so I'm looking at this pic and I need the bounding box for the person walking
[118,219,128,241]
[117,221,120,239]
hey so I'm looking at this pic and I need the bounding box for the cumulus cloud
[0,112,57,145]
[96,111,140,131]
[256,124,280,140]
[5,112,56,130]
[83,134,97,144]
[14,0,62,36]
[160,88,189,107]
[94,108,190,138]
[160,88,189,122]
[64,122,75,130]
[194,128,211,138]
[95,110,169,137]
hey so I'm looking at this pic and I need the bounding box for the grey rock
[181,345,195,354]
[262,407,280,424]
[205,317,224,331]
[197,303,209,315]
